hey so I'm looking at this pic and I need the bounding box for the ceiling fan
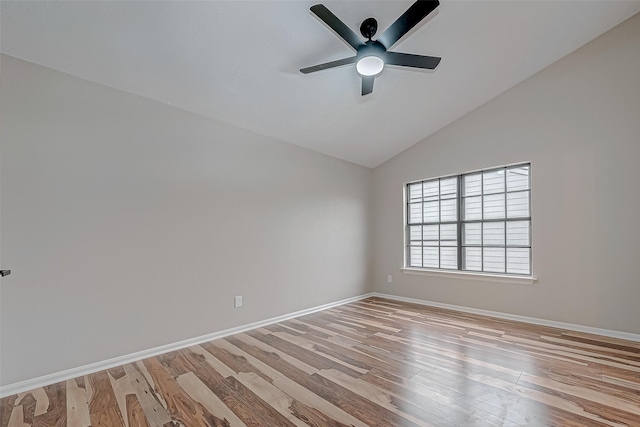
[301,0,442,96]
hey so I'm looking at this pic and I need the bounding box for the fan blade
[377,0,439,50]
[362,76,374,96]
[300,56,356,74]
[384,52,441,70]
[310,4,365,50]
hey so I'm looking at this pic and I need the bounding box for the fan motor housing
[360,17,378,40]
[356,40,386,60]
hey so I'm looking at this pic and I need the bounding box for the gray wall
[0,55,372,386]
[372,13,640,334]
[3,11,640,388]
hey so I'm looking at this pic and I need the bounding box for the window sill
[401,268,537,285]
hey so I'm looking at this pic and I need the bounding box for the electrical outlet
[387,275,393,283]
[234,296,243,308]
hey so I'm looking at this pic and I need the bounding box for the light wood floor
[2,297,640,427]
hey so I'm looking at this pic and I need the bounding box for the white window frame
[402,163,536,285]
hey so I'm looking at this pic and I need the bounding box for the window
[406,164,531,276]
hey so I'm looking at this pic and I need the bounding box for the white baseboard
[0,293,374,398]
[5,291,637,398]
[372,292,640,343]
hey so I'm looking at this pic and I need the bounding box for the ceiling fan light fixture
[301,2,441,95]
[356,56,384,76]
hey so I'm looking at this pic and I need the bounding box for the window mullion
[480,172,484,272]
[420,182,424,267]
[406,186,409,266]
[457,175,462,271]
[421,192,424,268]
[503,169,507,274]
[504,220,507,274]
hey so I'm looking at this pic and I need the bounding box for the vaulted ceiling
[3,1,639,167]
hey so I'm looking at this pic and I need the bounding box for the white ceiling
[2,1,639,168]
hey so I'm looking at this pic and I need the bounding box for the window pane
[463,223,481,246]
[423,181,439,200]
[463,174,481,196]
[440,224,457,241]
[408,183,422,202]
[409,247,422,267]
[440,177,457,197]
[440,224,457,246]
[464,247,482,271]
[423,224,438,241]
[408,203,422,224]
[409,225,422,242]
[441,248,457,269]
[507,191,530,218]
[506,221,530,246]
[483,222,505,246]
[507,248,530,275]
[463,196,482,220]
[507,166,529,191]
[423,201,439,223]
[483,169,505,194]
[483,194,505,219]
[441,199,457,222]
[423,247,439,268]
[483,248,505,273]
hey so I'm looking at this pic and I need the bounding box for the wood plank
[88,406,125,427]
[269,375,370,427]
[215,375,297,427]
[235,372,324,427]
[122,364,172,427]
[602,374,640,391]
[66,378,90,427]
[32,383,66,426]
[108,365,152,427]
[212,338,285,382]
[13,394,35,426]
[142,356,228,426]
[86,371,120,417]
[108,369,134,427]
[176,372,246,427]
[31,390,48,417]
[5,406,28,427]
[122,394,151,427]
[0,395,18,427]
[200,342,274,383]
